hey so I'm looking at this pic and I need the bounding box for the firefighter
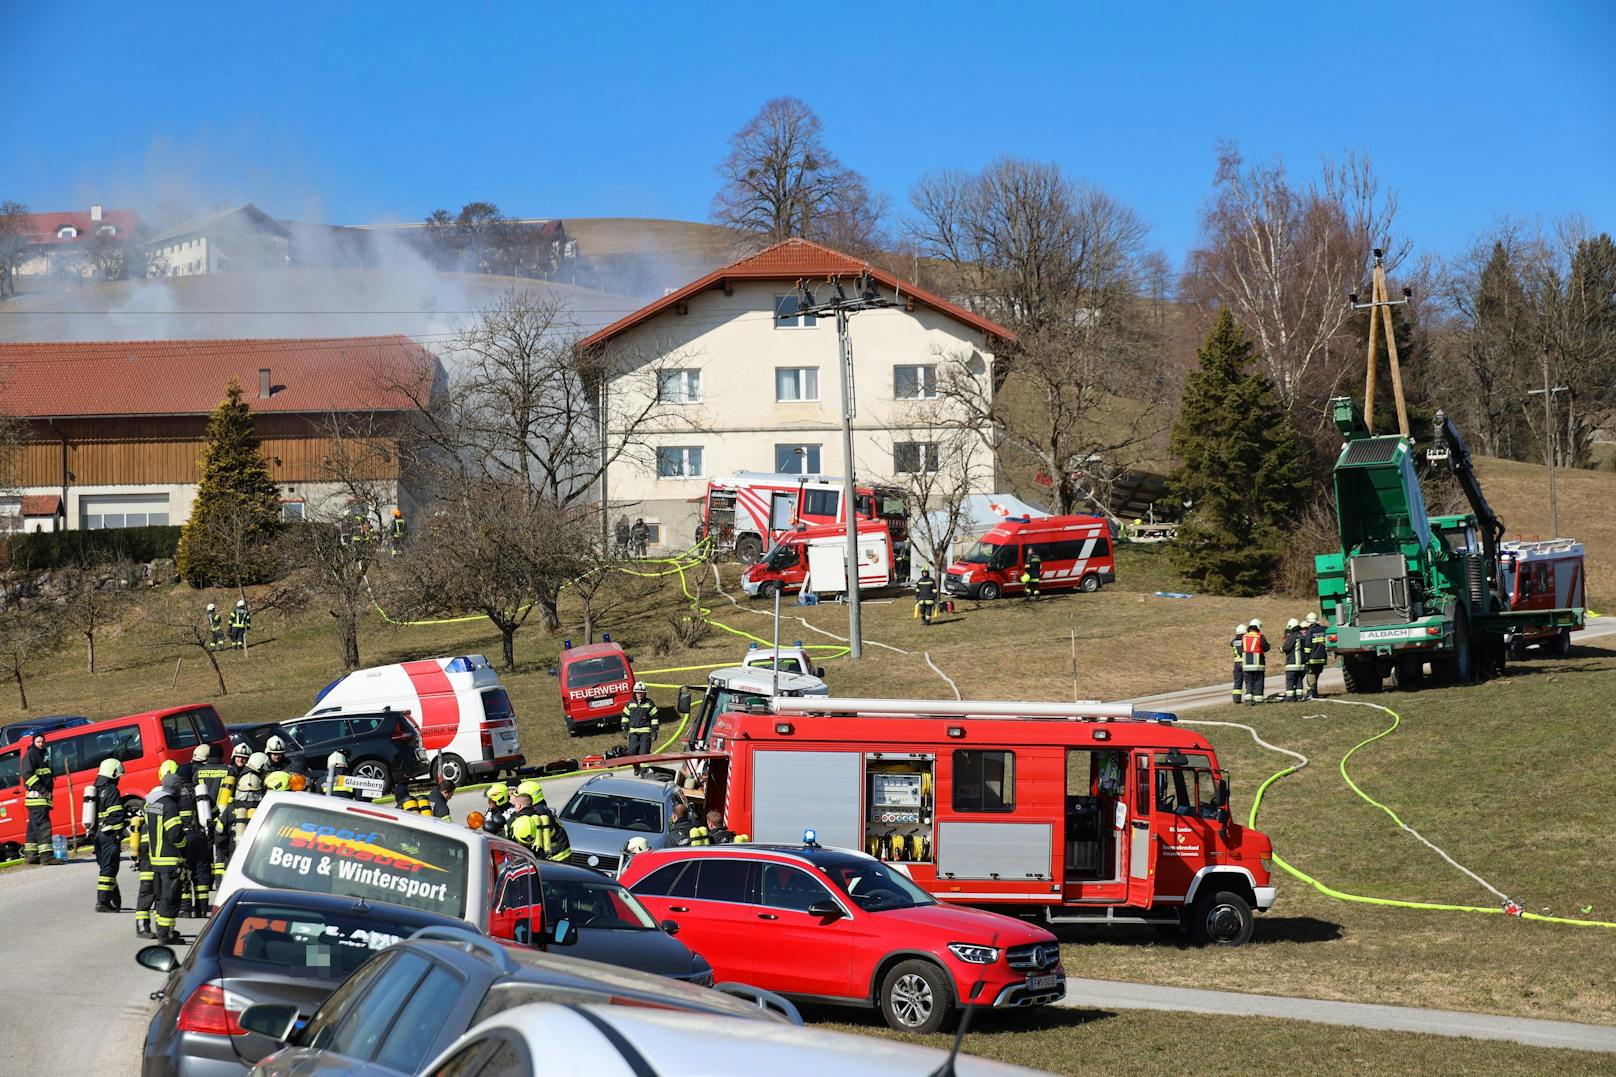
[427,776,456,819]
[509,813,539,852]
[192,744,231,883]
[389,507,406,556]
[21,732,52,864]
[129,798,156,938]
[668,799,695,845]
[400,780,435,815]
[264,771,293,794]
[631,518,648,557]
[1230,624,1248,705]
[224,756,268,855]
[263,734,290,779]
[521,783,571,863]
[229,599,251,649]
[145,769,187,944]
[160,758,209,917]
[325,751,354,799]
[82,758,128,911]
[481,783,512,836]
[1304,612,1328,699]
[214,742,248,878]
[206,602,225,651]
[915,568,938,626]
[1282,618,1306,702]
[1020,549,1042,601]
[703,809,742,845]
[622,682,658,757]
[1241,619,1270,705]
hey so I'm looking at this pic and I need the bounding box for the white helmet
[1250,618,1262,629]
[327,751,348,771]
[1236,624,1247,634]
[192,744,212,763]
[232,742,250,762]
[624,836,651,854]
[633,681,647,694]
[236,599,247,608]
[98,758,125,779]
[1286,618,1299,629]
[206,602,217,612]
[266,735,286,753]
[1306,611,1319,625]
[246,751,269,774]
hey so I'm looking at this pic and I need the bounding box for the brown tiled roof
[579,237,1014,348]
[0,335,437,418]
[19,209,144,246]
[20,495,61,516]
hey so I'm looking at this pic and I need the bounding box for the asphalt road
[5,620,1612,1074]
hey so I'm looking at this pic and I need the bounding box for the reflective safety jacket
[1230,635,1243,663]
[230,607,251,632]
[1282,628,1306,671]
[23,745,52,807]
[533,804,571,862]
[481,804,510,837]
[84,775,127,837]
[195,762,231,829]
[1241,630,1270,670]
[622,699,658,736]
[916,577,937,604]
[1306,624,1329,664]
[144,787,187,867]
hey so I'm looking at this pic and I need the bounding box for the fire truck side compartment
[937,822,1053,882]
[751,749,860,851]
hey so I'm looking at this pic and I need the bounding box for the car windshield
[959,539,1004,566]
[222,900,423,981]
[541,875,659,930]
[561,792,664,833]
[809,852,936,911]
[567,656,627,689]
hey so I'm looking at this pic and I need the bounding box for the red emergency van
[740,519,894,599]
[944,514,1115,600]
[672,695,1275,945]
[0,704,230,859]
[1500,539,1585,654]
[699,472,908,563]
[559,641,637,736]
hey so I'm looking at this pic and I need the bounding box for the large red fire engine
[675,695,1275,945]
[697,471,908,563]
[1499,539,1586,654]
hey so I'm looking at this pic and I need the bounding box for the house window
[775,367,819,402]
[57,225,78,239]
[640,521,663,545]
[656,446,704,478]
[894,442,940,474]
[775,444,822,474]
[280,501,307,522]
[773,294,817,329]
[80,493,170,529]
[97,225,117,237]
[657,369,702,404]
[894,364,938,400]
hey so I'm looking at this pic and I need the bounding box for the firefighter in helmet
[229,599,251,649]
[83,758,128,911]
[1230,624,1248,704]
[192,743,232,890]
[20,732,52,864]
[1282,618,1307,702]
[481,783,512,837]
[223,754,268,855]
[215,742,249,882]
[1304,611,1328,699]
[206,602,225,651]
[622,682,658,757]
[389,507,406,556]
[1020,549,1042,601]
[915,568,938,626]
[1241,619,1270,705]
[325,751,354,799]
[145,767,188,943]
[263,734,290,779]
[158,758,206,917]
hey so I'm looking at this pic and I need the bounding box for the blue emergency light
[803,828,819,847]
[749,642,758,649]
[603,631,612,642]
[563,639,572,650]
[1136,710,1178,723]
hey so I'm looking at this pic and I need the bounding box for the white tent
[906,493,1049,582]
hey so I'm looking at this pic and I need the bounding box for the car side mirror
[806,900,843,920]
[237,1002,300,1043]
[1217,779,1231,807]
[135,945,176,973]
[548,918,576,947]
[661,919,680,936]
[676,688,692,716]
[815,666,826,679]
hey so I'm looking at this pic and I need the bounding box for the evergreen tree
[176,379,281,589]
[1169,311,1311,595]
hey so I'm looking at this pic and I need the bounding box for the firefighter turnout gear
[145,776,188,943]
[83,761,127,910]
[1241,622,1270,705]
[1230,624,1247,704]
[193,746,232,882]
[22,735,52,863]
[206,602,225,651]
[916,570,938,626]
[229,600,251,649]
[1282,619,1306,701]
[623,686,658,757]
[129,807,156,937]
[1305,612,1328,699]
[400,782,435,815]
[481,783,511,836]
[390,508,406,556]
[1020,551,1042,601]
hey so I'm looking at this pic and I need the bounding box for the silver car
[557,774,694,874]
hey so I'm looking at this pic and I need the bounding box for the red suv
[618,841,1065,1033]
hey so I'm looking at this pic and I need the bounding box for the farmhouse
[7,204,144,290]
[0,335,440,531]
[580,238,1012,549]
[145,204,291,276]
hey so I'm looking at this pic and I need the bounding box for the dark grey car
[558,773,695,874]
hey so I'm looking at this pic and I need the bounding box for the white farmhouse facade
[580,238,1012,550]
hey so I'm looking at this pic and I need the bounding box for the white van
[309,655,523,786]
[214,791,560,946]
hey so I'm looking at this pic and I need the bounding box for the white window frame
[773,294,817,330]
[894,364,939,400]
[894,441,941,475]
[655,445,704,479]
[57,225,78,239]
[774,444,822,474]
[657,368,702,404]
[775,367,820,402]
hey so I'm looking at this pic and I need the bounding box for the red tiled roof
[20,495,61,516]
[18,209,144,246]
[579,237,1015,349]
[0,336,438,418]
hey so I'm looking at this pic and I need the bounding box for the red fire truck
[739,519,895,599]
[698,471,908,563]
[1500,539,1586,655]
[944,514,1115,600]
[558,640,637,736]
[674,695,1275,945]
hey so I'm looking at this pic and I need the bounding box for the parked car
[0,704,230,860]
[230,710,429,790]
[557,773,698,874]
[740,644,826,679]
[135,887,467,1077]
[236,927,802,1075]
[302,1000,1051,1077]
[558,641,636,736]
[0,714,92,746]
[620,842,1066,1033]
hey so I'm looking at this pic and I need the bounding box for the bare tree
[0,201,29,299]
[0,588,61,709]
[60,555,134,673]
[146,588,230,696]
[712,97,886,252]
[1183,144,1403,421]
[909,159,1172,514]
[879,421,986,577]
[1522,221,1616,469]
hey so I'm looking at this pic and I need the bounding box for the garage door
[80,493,171,529]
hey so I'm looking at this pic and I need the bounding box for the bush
[1273,500,1340,600]
[4,526,182,571]
[669,612,713,648]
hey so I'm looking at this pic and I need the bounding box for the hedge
[4,525,184,570]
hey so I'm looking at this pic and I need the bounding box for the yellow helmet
[511,815,538,843]
[516,780,543,801]
[264,771,292,792]
[158,759,179,779]
[487,783,510,806]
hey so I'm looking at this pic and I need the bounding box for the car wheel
[0,841,20,862]
[1080,573,1101,593]
[1189,889,1254,946]
[433,753,469,787]
[976,581,1001,601]
[352,758,391,783]
[880,959,954,1034]
[759,580,781,600]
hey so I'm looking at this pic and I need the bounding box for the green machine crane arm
[1428,409,1505,573]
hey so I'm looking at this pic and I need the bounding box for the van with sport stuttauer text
[945,514,1114,600]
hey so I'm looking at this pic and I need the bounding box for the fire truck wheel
[976,581,1001,601]
[879,959,954,1034]
[1341,656,1381,694]
[1189,890,1254,946]
[1553,628,1572,657]
[1393,656,1424,690]
[734,535,763,564]
[1080,573,1101,593]
[433,753,469,787]
[759,580,781,600]
[1,841,20,862]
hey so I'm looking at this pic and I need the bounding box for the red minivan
[0,704,230,859]
[944,514,1115,600]
[559,642,636,737]
[620,842,1064,1033]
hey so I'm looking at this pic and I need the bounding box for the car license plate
[591,696,615,708]
[1026,973,1059,991]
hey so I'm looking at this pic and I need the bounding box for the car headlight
[947,943,1001,965]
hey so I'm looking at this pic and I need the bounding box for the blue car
[0,714,91,746]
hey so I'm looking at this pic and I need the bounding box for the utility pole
[1350,247,1413,437]
[1527,359,1569,538]
[788,272,895,660]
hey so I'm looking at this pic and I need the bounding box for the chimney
[258,368,272,399]
[90,204,103,222]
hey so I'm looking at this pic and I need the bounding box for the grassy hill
[1476,455,1614,608]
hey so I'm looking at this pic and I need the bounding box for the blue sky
[3,1,1612,266]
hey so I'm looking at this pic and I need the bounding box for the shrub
[4,526,182,571]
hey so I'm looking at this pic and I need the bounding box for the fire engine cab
[681,696,1275,945]
[945,514,1115,600]
[699,471,908,564]
[1500,539,1586,655]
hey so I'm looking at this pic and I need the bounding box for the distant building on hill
[144,204,291,277]
[8,204,145,290]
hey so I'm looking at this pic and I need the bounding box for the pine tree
[1169,311,1311,595]
[176,379,281,589]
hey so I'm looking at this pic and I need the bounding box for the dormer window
[56,225,79,239]
[97,225,117,237]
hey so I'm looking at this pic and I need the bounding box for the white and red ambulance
[308,655,524,786]
[1500,538,1586,655]
[698,471,908,563]
[944,514,1116,600]
[740,519,895,598]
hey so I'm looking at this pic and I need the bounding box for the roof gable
[19,209,143,246]
[579,237,1014,348]
[146,204,291,247]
